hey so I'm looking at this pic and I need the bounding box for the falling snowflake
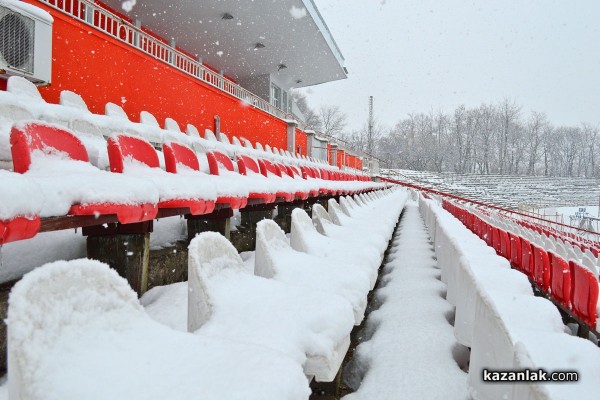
[121,0,136,12]
[289,6,307,19]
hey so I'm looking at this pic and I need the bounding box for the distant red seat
[499,229,511,260]
[570,261,599,328]
[549,252,571,309]
[163,142,246,210]
[258,159,294,202]
[531,244,551,292]
[520,238,533,277]
[108,135,213,216]
[508,232,521,270]
[234,154,277,204]
[11,123,157,224]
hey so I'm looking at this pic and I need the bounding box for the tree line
[294,92,599,178]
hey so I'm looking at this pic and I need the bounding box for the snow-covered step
[344,203,469,400]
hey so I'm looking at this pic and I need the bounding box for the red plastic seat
[235,154,277,204]
[499,229,511,260]
[0,216,40,244]
[508,232,521,269]
[520,237,533,277]
[108,135,212,216]
[549,253,571,309]
[11,123,157,224]
[570,261,599,327]
[163,142,244,210]
[531,244,551,292]
[258,159,294,202]
[491,227,502,255]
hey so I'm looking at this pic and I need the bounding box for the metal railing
[40,0,291,121]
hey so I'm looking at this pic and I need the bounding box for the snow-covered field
[385,169,600,211]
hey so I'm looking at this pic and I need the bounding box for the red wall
[26,0,306,154]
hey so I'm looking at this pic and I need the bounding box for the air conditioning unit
[0,0,52,85]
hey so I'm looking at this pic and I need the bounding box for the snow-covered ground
[344,203,469,400]
[385,169,600,211]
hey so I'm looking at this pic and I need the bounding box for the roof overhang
[104,0,347,89]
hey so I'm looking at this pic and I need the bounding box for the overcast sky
[302,0,600,132]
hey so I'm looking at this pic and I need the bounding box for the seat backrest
[206,151,235,175]
[255,219,291,279]
[311,203,333,235]
[258,159,281,177]
[7,76,44,102]
[11,122,89,173]
[139,110,161,128]
[187,232,247,332]
[59,90,90,112]
[509,232,521,269]
[163,142,199,173]
[204,129,218,142]
[107,134,159,173]
[186,124,201,137]
[290,208,321,253]
[550,253,571,307]
[327,199,346,226]
[7,259,140,398]
[570,261,599,327]
[532,245,551,291]
[236,154,261,175]
[164,118,181,132]
[520,237,533,276]
[499,229,511,259]
[105,102,130,120]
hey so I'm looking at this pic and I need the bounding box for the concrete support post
[230,204,275,252]
[330,143,338,167]
[274,201,304,233]
[186,207,233,241]
[287,120,298,154]
[305,130,315,159]
[84,221,153,296]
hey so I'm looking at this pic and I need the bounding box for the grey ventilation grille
[0,6,34,74]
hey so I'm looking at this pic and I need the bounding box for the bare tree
[318,105,347,137]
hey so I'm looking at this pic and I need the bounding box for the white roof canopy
[105,0,347,88]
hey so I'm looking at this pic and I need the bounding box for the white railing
[40,0,290,121]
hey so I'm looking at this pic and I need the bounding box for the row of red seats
[1,122,377,245]
[443,200,599,330]
[516,219,600,258]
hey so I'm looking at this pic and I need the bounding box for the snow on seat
[257,158,295,202]
[163,141,248,210]
[232,153,277,203]
[140,232,354,382]
[7,259,310,400]
[255,219,370,324]
[0,170,41,244]
[108,134,217,215]
[11,122,158,223]
[325,198,394,254]
[290,208,382,290]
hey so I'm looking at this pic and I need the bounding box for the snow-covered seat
[164,117,182,133]
[0,170,41,244]
[11,122,158,223]
[257,158,296,202]
[177,232,354,381]
[291,208,381,289]
[108,134,217,215]
[8,259,310,400]
[255,219,370,324]
[231,153,277,203]
[162,141,248,210]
